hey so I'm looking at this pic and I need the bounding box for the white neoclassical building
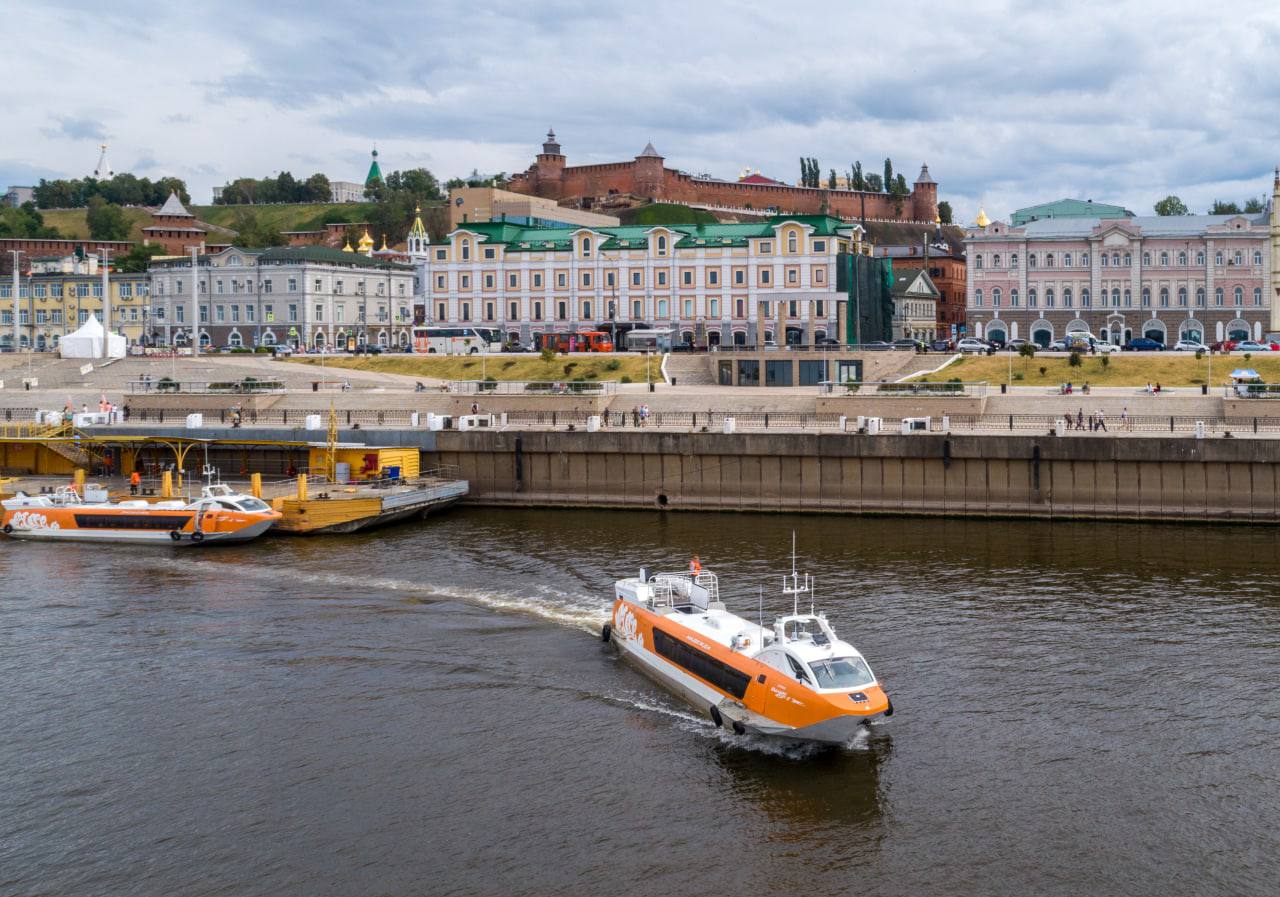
[404,209,871,347]
[149,246,415,349]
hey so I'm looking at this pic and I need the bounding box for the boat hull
[1,507,278,546]
[608,598,888,745]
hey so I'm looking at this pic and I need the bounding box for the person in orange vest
[130,470,141,496]
[689,555,702,576]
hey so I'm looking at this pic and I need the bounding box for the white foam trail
[150,557,611,633]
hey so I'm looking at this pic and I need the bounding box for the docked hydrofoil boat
[604,559,892,744]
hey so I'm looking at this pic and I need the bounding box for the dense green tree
[1244,197,1265,213]
[0,202,60,238]
[850,161,865,190]
[303,173,331,202]
[937,200,953,224]
[33,174,188,208]
[828,169,838,189]
[1210,200,1242,214]
[883,158,894,193]
[1153,195,1190,216]
[864,173,884,192]
[230,209,287,247]
[115,242,167,273]
[86,196,131,240]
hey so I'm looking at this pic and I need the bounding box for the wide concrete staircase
[661,354,716,386]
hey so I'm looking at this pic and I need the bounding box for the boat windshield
[809,656,875,690]
[236,498,272,512]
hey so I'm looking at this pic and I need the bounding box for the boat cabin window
[216,501,241,511]
[809,656,874,690]
[235,498,271,512]
[785,654,812,684]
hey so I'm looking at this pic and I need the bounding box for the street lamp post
[8,249,24,352]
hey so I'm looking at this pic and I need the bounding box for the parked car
[1123,337,1164,351]
[1005,338,1029,351]
[892,338,925,352]
[956,338,990,354]
[1091,340,1120,355]
[353,344,383,355]
[860,340,893,351]
[1208,339,1237,352]
[1172,340,1205,352]
[1233,340,1271,352]
[271,344,294,357]
[929,338,953,352]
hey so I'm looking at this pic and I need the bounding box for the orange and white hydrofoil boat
[604,561,892,744]
[1,484,281,545]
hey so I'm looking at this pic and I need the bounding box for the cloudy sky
[6,0,1280,222]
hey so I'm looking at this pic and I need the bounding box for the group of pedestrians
[631,404,651,427]
[1067,406,1133,432]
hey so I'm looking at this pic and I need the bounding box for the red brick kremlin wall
[509,151,938,223]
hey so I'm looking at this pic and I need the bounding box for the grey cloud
[40,116,109,141]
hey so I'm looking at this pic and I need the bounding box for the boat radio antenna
[758,583,764,635]
[781,531,811,618]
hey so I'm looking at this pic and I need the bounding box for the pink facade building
[964,177,1280,346]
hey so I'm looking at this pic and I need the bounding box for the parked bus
[536,330,615,353]
[411,326,502,354]
[622,328,675,352]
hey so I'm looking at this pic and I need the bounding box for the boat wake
[151,557,611,633]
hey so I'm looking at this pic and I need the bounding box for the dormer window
[656,235,667,256]
[582,236,592,256]
[461,241,470,261]
[787,233,798,253]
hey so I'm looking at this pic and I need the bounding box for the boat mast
[781,531,811,618]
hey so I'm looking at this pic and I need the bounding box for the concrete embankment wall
[431,430,1280,522]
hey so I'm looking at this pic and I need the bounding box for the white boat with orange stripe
[1,484,280,545]
[604,558,892,744]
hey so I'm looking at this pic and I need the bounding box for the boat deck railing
[648,571,720,609]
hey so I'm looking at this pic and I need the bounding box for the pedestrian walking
[1096,410,1107,432]
[470,402,480,416]
[632,407,640,427]
[1076,408,1085,431]
[1121,406,1130,431]
[130,470,141,495]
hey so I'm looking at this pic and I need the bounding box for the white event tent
[58,314,126,359]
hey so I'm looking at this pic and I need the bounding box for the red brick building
[882,242,967,339]
[141,192,209,254]
[508,130,939,223]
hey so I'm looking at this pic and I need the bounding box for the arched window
[1141,288,1151,306]
[1177,250,1187,266]
[1123,289,1131,307]
[582,237,592,256]
[992,287,1002,307]
[1196,250,1205,265]
[974,289,983,307]
[1159,288,1169,307]
[1178,287,1187,306]
[992,253,1001,268]
[1233,250,1243,265]
[1101,253,1109,268]
[1254,287,1263,306]
[1215,250,1224,266]
[1081,288,1091,307]
[1028,288,1038,308]
[1045,288,1055,308]
[1063,288,1073,307]
[1160,251,1169,266]
[1045,253,1055,268]
[656,235,667,255]
[1063,252,1073,267]
[1142,251,1151,266]
[1081,252,1089,266]
[1214,287,1224,306]
[1028,253,1037,268]
[1010,288,1019,307]
[1196,288,1205,306]
[1234,286,1243,305]
[1122,252,1130,266]
[787,232,797,253]
[975,254,984,270]
[1114,289,1123,307]
[1011,253,1019,268]
[1254,251,1263,266]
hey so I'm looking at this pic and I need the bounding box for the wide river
[3,509,1278,896]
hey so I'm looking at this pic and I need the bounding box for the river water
[2,510,1278,896]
